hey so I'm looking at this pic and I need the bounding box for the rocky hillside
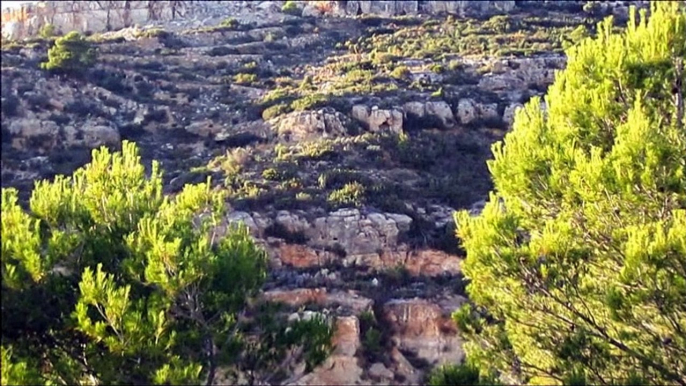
[0,2,632,384]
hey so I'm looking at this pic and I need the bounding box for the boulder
[8,118,59,141]
[272,108,348,141]
[503,103,523,126]
[456,99,477,125]
[368,362,394,381]
[403,101,457,130]
[425,100,457,129]
[310,209,411,256]
[352,105,403,134]
[383,298,465,366]
[302,3,322,17]
[80,121,121,148]
[186,119,221,138]
[477,103,500,122]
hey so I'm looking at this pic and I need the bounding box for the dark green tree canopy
[454,2,685,385]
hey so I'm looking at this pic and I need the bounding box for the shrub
[291,94,331,111]
[41,31,96,74]
[429,63,445,74]
[234,73,258,85]
[282,0,301,16]
[38,23,57,39]
[318,168,362,190]
[262,103,292,120]
[220,17,239,29]
[427,363,499,386]
[390,65,411,80]
[453,4,686,385]
[358,310,384,359]
[327,182,365,207]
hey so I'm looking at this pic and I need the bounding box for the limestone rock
[503,103,524,126]
[310,209,410,256]
[302,3,322,17]
[456,99,477,125]
[425,100,457,129]
[80,121,121,148]
[383,298,465,367]
[352,105,403,134]
[262,288,374,314]
[272,108,348,141]
[293,317,364,385]
[278,243,323,268]
[368,362,394,381]
[403,101,457,130]
[8,118,59,141]
[323,1,514,17]
[478,56,566,93]
[477,103,500,123]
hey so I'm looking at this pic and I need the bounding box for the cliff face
[1,0,518,40]
[325,1,516,17]
[1,1,207,40]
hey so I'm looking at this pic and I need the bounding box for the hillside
[0,1,646,384]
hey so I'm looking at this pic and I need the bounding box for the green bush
[429,63,445,74]
[38,24,57,39]
[318,168,362,190]
[453,4,686,385]
[390,65,411,80]
[41,31,96,74]
[262,103,292,120]
[327,182,365,207]
[291,93,331,111]
[427,363,499,386]
[234,72,258,85]
[220,17,239,29]
[358,311,384,358]
[282,0,301,16]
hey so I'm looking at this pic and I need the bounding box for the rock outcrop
[272,108,350,141]
[322,1,516,17]
[2,0,520,40]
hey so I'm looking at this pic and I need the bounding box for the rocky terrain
[0,1,639,384]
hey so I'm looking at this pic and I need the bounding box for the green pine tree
[1,141,332,385]
[41,31,96,74]
[453,2,686,385]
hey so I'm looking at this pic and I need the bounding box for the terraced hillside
[0,2,627,384]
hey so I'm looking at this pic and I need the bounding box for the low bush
[282,1,301,16]
[41,31,96,75]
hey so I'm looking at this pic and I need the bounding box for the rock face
[264,288,467,386]
[402,101,457,130]
[272,108,350,141]
[383,298,465,366]
[294,316,366,386]
[223,208,462,276]
[2,0,519,40]
[1,2,592,382]
[352,105,404,134]
[325,1,516,17]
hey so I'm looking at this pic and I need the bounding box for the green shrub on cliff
[282,1,301,17]
[453,2,686,385]
[41,31,96,74]
[38,23,57,39]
